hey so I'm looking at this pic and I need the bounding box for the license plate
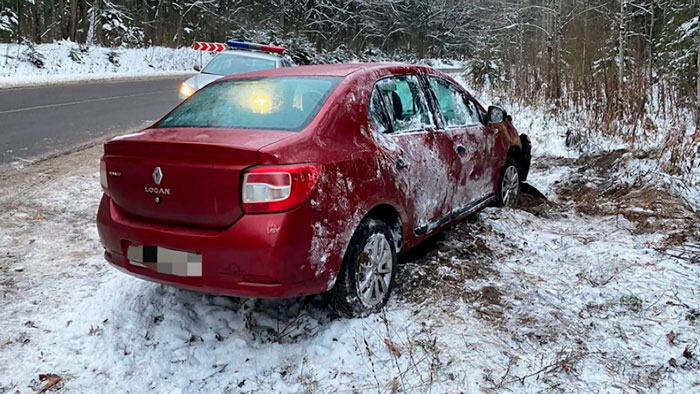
[127,244,202,277]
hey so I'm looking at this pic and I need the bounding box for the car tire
[495,158,520,208]
[328,219,397,318]
[519,134,532,182]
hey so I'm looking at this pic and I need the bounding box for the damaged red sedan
[96,63,531,316]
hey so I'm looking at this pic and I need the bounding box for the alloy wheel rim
[501,165,520,207]
[355,233,393,308]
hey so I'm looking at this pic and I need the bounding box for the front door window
[428,76,480,127]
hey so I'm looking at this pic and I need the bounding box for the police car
[179,40,291,100]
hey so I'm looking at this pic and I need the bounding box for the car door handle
[396,157,409,169]
[455,145,467,156]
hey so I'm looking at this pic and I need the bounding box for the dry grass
[555,150,698,243]
[395,218,498,305]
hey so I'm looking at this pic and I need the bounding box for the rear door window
[428,76,481,127]
[375,75,433,133]
[157,76,341,131]
[369,87,390,133]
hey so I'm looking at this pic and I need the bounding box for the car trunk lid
[103,127,292,228]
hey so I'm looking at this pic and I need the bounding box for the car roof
[219,62,434,80]
[214,49,282,62]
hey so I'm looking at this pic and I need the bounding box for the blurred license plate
[127,245,202,277]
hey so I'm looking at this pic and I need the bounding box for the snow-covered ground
[1,90,699,392]
[0,41,214,88]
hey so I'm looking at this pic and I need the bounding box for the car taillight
[100,158,109,195]
[242,163,322,213]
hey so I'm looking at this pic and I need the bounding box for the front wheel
[495,159,520,208]
[328,219,397,317]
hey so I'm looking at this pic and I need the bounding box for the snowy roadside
[0,71,195,89]
[0,41,213,89]
[1,111,699,392]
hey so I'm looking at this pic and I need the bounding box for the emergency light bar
[226,40,286,54]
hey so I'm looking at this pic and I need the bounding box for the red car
[96,63,531,316]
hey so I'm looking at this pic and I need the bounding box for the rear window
[157,77,341,131]
[202,54,276,75]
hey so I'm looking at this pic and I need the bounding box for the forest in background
[1,0,699,172]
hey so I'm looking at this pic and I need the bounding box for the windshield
[202,54,277,75]
[157,77,341,131]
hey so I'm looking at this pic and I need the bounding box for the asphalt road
[0,76,188,165]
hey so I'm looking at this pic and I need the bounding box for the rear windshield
[157,77,341,131]
[202,54,276,75]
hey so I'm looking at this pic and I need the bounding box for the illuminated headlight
[179,82,195,99]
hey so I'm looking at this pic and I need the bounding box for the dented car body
[96,63,530,313]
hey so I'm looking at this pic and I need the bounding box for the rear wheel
[328,219,397,317]
[495,159,520,208]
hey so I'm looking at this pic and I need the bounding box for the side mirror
[488,106,507,124]
[193,64,201,72]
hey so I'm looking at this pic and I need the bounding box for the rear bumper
[96,195,332,298]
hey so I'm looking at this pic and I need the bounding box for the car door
[369,74,460,235]
[426,76,496,211]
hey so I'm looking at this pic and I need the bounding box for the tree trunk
[696,5,700,127]
[154,0,163,46]
[176,0,185,47]
[280,0,286,36]
[69,0,78,41]
[32,0,41,43]
[695,0,700,124]
[58,0,65,40]
[553,0,563,104]
[546,7,554,100]
[86,0,97,45]
[647,0,655,90]
[16,0,23,43]
[618,0,627,106]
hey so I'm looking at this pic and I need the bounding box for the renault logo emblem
[152,167,163,185]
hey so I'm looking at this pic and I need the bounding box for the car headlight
[179,82,195,99]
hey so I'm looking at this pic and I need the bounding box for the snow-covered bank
[0,41,214,88]
[453,73,700,212]
[0,70,195,89]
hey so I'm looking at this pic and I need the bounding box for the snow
[418,58,466,71]
[1,73,699,392]
[527,165,571,201]
[0,71,196,89]
[0,41,215,88]
[680,16,699,40]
